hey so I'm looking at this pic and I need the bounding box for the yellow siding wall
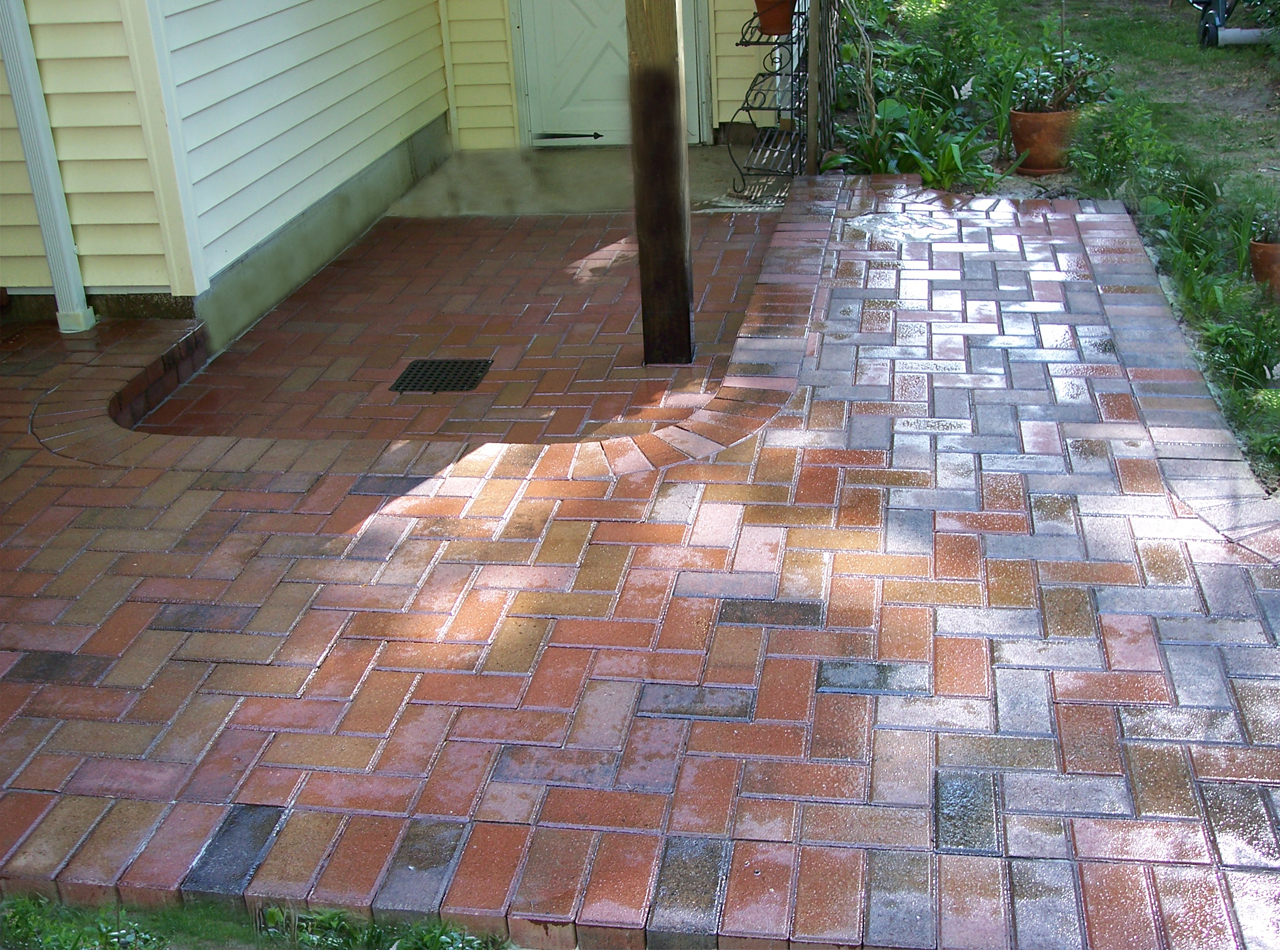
[0,0,169,289]
[712,0,760,127]
[448,0,519,149]
[164,0,448,279]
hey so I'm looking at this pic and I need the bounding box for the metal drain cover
[390,359,492,393]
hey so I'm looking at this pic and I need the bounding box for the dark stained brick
[372,819,467,922]
[3,652,111,686]
[152,604,256,633]
[646,837,729,949]
[718,600,823,627]
[181,804,284,905]
[937,770,999,855]
[818,660,931,696]
[637,684,753,720]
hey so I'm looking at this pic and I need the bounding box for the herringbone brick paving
[1,177,1279,949]
[135,214,773,444]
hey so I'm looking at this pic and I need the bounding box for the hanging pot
[1251,240,1280,298]
[755,0,797,35]
[1009,109,1078,177]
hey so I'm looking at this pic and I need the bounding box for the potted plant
[755,0,797,35]
[1009,44,1111,175]
[1251,205,1280,298]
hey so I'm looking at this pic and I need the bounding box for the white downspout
[0,0,95,332]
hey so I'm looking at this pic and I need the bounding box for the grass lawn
[0,896,504,950]
[992,0,1280,198]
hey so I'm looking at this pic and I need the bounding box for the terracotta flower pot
[1010,109,1079,177]
[1251,240,1280,298]
[755,0,796,35]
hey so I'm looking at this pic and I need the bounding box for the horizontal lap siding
[712,0,762,127]
[1,0,166,288]
[449,0,518,150]
[162,0,447,279]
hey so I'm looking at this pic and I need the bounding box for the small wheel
[1199,8,1219,46]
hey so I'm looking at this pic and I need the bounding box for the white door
[516,0,708,146]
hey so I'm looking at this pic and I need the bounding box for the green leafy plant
[824,98,1011,190]
[255,907,505,950]
[896,105,997,190]
[0,898,507,950]
[1011,43,1112,112]
[1242,0,1280,59]
[826,98,914,174]
[1253,205,1280,244]
[981,52,1027,159]
[1201,308,1280,390]
[0,897,165,950]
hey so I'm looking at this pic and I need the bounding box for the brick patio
[2,176,1279,950]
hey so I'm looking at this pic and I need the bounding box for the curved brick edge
[28,284,818,483]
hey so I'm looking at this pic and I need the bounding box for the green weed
[1,897,165,950]
[0,898,506,950]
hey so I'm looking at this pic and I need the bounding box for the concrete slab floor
[388,145,755,218]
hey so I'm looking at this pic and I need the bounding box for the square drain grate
[390,358,492,394]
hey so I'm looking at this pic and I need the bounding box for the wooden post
[626,0,694,365]
[805,0,822,175]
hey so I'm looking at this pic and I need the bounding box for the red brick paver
[2,180,1278,948]
[136,215,774,445]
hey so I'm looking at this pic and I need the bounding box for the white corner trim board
[0,0,96,332]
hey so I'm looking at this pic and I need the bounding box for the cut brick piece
[668,757,738,835]
[1152,865,1236,950]
[0,791,56,868]
[118,802,227,908]
[1201,784,1280,868]
[1010,859,1084,950]
[720,841,794,943]
[1079,861,1160,950]
[792,845,865,947]
[578,832,662,937]
[440,821,533,937]
[508,826,593,949]
[935,636,991,697]
[56,799,167,905]
[940,853,1008,949]
[936,771,999,855]
[1125,744,1200,819]
[372,819,466,923]
[181,804,284,906]
[647,837,730,950]
[1056,704,1122,775]
[244,810,342,910]
[811,693,870,761]
[864,849,934,949]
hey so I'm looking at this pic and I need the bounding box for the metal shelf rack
[727,1,838,201]
[727,7,809,197]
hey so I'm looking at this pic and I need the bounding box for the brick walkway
[136,214,774,444]
[2,177,1279,950]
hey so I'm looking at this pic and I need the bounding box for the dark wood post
[626,0,694,364]
[805,0,822,174]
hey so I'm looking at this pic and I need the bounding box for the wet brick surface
[1,179,1278,946]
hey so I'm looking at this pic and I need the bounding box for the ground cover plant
[830,0,1280,484]
[0,897,504,950]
